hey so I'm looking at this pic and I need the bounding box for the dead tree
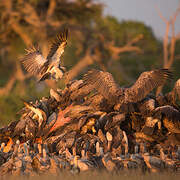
[156,4,180,95]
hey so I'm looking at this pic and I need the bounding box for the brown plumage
[156,79,180,108]
[174,79,180,100]
[21,29,68,81]
[83,69,172,112]
[68,80,95,103]
[23,100,47,130]
[83,93,113,112]
[154,105,180,133]
[47,29,68,61]
[13,115,28,137]
[137,97,156,116]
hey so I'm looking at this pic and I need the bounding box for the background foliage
[0,0,180,126]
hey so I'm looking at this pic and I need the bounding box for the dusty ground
[3,171,180,180]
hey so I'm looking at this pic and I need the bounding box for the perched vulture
[153,105,180,134]
[21,29,68,81]
[83,69,172,112]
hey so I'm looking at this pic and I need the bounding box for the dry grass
[2,171,180,180]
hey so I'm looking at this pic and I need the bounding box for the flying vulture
[21,29,68,81]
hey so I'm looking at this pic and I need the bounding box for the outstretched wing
[47,28,68,61]
[124,69,172,103]
[39,28,68,75]
[83,69,121,103]
[21,46,47,75]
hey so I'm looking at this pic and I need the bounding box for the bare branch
[0,76,16,96]
[15,61,28,81]
[64,33,143,83]
[170,5,180,24]
[155,5,168,24]
[11,22,32,46]
[0,61,33,96]
[163,22,170,67]
[156,3,180,95]
[167,20,176,68]
[47,0,56,19]
[22,3,42,27]
[126,34,144,46]
[64,50,95,83]
[106,34,143,60]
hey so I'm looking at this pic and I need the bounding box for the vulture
[156,79,180,108]
[21,29,68,81]
[153,105,180,133]
[83,69,172,112]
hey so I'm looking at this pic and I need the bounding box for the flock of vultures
[0,29,180,177]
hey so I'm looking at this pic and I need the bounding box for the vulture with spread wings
[83,69,172,112]
[21,29,68,81]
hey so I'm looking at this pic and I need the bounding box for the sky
[98,0,180,39]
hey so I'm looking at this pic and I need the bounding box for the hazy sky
[99,0,180,39]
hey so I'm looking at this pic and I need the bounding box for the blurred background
[0,0,180,126]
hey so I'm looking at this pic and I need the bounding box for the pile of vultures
[0,67,180,177]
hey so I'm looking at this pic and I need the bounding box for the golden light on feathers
[21,29,68,81]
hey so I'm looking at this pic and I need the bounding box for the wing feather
[124,69,172,103]
[39,29,68,75]
[83,69,121,103]
[21,46,47,75]
[47,28,68,61]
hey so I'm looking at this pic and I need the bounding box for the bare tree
[65,34,143,83]
[155,4,180,95]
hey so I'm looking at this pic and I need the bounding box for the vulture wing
[21,46,47,76]
[124,69,172,103]
[83,69,121,103]
[47,28,68,61]
[40,28,68,75]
